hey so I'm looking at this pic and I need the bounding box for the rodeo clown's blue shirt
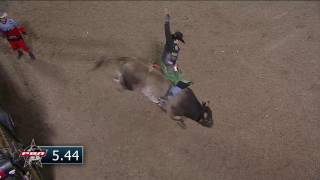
[0,18,18,32]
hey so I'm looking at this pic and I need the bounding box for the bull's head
[198,101,213,128]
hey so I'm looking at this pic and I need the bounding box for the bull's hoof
[113,78,120,83]
[17,51,23,60]
[29,52,36,60]
[176,121,186,129]
[198,119,213,128]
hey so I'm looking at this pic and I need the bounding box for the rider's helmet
[172,31,185,44]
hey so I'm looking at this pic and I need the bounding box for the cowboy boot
[28,52,35,60]
[17,50,23,60]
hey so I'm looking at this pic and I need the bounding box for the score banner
[38,146,84,164]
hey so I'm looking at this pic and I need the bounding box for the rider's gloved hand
[164,8,169,15]
[164,8,170,22]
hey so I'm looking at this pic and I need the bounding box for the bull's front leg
[168,109,186,129]
[172,116,186,129]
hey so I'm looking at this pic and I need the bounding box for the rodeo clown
[0,12,35,60]
[162,8,185,72]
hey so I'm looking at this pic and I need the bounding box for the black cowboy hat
[173,31,185,43]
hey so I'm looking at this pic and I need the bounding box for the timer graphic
[39,146,83,164]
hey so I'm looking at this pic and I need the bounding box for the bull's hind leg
[157,97,167,110]
[113,71,126,91]
[142,86,160,104]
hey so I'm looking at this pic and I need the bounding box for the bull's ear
[202,101,206,106]
[207,101,210,105]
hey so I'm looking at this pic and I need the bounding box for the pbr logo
[20,139,46,167]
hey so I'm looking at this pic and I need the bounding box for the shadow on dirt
[0,63,55,179]
[29,59,67,85]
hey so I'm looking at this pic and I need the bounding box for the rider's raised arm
[164,14,172,44]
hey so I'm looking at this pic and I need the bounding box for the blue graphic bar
[39,146,84,164]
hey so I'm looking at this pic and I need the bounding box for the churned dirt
[0,1,319,180]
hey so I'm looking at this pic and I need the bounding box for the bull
[112,57,213,128]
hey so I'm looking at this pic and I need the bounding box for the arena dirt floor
[0,1,319,180]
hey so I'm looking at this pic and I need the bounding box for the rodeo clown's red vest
[0,18,25,41]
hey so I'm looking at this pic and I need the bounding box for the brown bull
[113,57,213,128]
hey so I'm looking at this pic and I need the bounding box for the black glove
[165,14,170,23]
[164,8,170,22]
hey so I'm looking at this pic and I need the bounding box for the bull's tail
[108,56,138,67]
[91,56,137,71]
[117,56,136,64]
